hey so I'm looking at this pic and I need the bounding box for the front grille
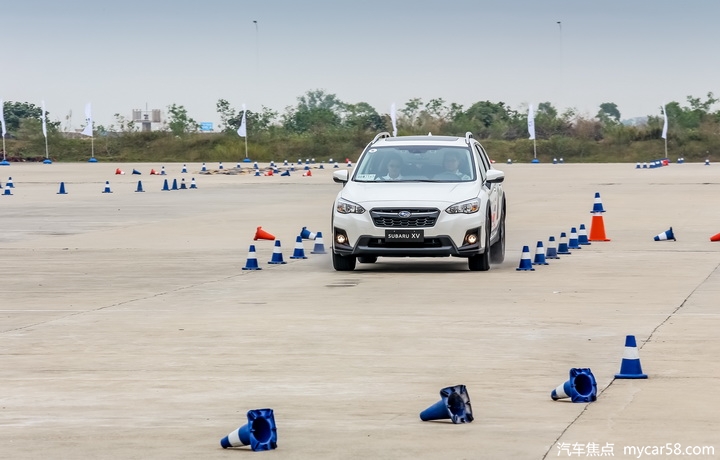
[370,208,439,228]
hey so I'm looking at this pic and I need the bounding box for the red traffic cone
[254,226,276,241]
[710,232,720,242]
[302,170,312,177]
[115,168,125,175]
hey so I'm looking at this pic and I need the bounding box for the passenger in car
[380,154,404,180]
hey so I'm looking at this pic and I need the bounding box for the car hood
[339,182,479,207]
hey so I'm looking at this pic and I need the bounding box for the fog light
[336,233,347,245]
[465,233,478,245]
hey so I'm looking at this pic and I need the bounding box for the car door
[474,143,500,236]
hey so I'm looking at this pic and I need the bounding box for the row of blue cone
[221,333,648,452]
[242,234,327,270]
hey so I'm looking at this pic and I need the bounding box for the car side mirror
[333,170,349,185]
[485,169,505,184]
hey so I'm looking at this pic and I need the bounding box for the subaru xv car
[331,132,506,271]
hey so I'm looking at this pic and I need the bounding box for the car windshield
[353,146,475,183]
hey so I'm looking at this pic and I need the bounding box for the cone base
[615,373,647,379]
[588,238,611,242]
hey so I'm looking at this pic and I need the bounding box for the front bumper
[333,227,482,258]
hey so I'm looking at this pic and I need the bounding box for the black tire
[332,251,356,271]
[490,203,506,264]
[468,218,491,271]
[358,256,377,264]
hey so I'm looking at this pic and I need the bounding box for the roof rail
[465,132,474,144]
[371,132,391,144]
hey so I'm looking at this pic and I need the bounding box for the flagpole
[245,134,248,159]
[533,139,537,160]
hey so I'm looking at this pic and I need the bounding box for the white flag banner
[237,104,247,137]
[527,104,536,140]
[661,104,668,139]
[0,99,6,136]
[81,102,93,137]
[390,103,397,137]
[41,100,48,138]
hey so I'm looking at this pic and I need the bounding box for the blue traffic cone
[102,181,112,193]
[590,192,606,213]
[254,170,261,176]
[557,232,572,255]
[516,245,535,271]
[289,236,308,259]
[219,161,223,170]
[253,161,259,170]
[57,182,67,194]
[546,236,560,259]
[615,335,648,379]
[419,385,473,424]
[533,241,548,265]
[135,180,145,193]
[568,227,582,250]
[171,178,178,190]
[268,240,287,264]
[3,188,11,196]
[300,226,317,240]
[132,168,141,175]
[283,160,288,166]
[181,164,187,173]
[161,179,170,191]
[333,161,339,168]
[654,227,675,241]
[189,178,197,189]
[242,245,262,270]
[6,177,14,188]
[160,166,166,175]
[180,178,187,189]
[201,162,207,172]
[705,159,710,166]
[577,224,591,245]
[551,368,597,403]
[280,170,290,176]
[220,408,277,451]
[311,232,327,254]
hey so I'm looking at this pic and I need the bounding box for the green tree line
[2,90,719,163]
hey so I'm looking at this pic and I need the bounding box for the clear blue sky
[4,0,719,130]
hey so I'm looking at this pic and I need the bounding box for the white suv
[331,132,506,271]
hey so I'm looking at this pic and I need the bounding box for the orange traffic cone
[589,214,610,241]
[254,226,276,241]
[711,232,720,242]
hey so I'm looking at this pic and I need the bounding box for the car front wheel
[332,251,356,271]
[468,219,491,271]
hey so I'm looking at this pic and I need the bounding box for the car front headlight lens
[336,198,366,214]
[446,199,480,214]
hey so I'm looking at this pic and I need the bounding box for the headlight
[336,198,366,214]
[446,199,480,214]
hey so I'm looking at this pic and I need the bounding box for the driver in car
[436,151,470,180]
